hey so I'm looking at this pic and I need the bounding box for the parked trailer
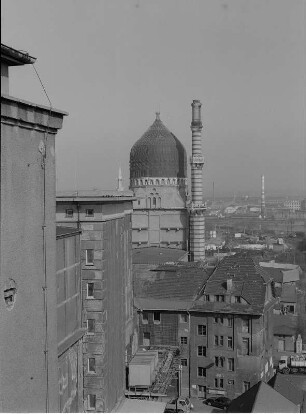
[278,354,306,374]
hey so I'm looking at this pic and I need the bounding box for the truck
[278,354,306,374]
[165,397,193,413]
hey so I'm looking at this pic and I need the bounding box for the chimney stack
[261,174,265,218]
[189,100,206,261]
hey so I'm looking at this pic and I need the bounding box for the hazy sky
[2,0,305,197]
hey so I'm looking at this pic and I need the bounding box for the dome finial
[155,112,160,121]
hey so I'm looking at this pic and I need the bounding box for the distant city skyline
[2,0,305,197]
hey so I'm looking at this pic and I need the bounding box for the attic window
[153,312,161,324]
[234,296,241,303]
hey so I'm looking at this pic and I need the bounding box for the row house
[134,254,276,400]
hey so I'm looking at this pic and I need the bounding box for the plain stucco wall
[0,96,66,412]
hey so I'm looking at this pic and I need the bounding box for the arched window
[153,197,157,208]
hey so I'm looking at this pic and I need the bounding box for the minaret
[261,174,265,218]
[189,100,206,261]
[117,167,124,191]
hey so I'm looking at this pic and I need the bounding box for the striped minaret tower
[261,174,266,218]
[189,100,206,261]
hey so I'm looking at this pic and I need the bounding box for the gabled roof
[201,253,273,313]
[227,381,299,413]
[134,262,210,304]
[268,373,305,407]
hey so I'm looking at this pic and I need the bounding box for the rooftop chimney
[189,100,206,261]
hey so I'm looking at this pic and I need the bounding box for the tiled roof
[134,262,210,302]
[268,373,305,407]
[273,314,298,335]
[201,253,273,313]
[227,381,299,413]
[130,114,187,179]
[132,247,188,264]
[281,284,297,303]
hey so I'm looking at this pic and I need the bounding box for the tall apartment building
[1,43,67,412]
[56,190,137,412]
[135,254,275,400]
[56,227,84,412]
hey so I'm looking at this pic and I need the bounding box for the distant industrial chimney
[189,100,206,261]
[117,167,124,191]
[261,174,265,218]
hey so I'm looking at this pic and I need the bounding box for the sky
[2,0,305,198]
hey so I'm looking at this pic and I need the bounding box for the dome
[130,113,187,179]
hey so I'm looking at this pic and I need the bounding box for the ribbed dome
[130,113,187,179]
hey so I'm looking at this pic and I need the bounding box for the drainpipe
[187,310,191,398]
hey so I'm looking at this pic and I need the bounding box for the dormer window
[234,296,241,303]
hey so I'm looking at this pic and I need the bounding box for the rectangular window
[215,378,224,388]
[215,295,225,302]
[235,296,241,303]
[214,335,219,346]
[65,209,73,218]
[142,312,148,324]
[86,209,94,217]
[181,359,188,367]
[180,313,188,323]
[214,378,218,388]
[215,357,224,368]
[198,346,206,357]
[205,295,210,302]
[214,316,219,324]
[198,325,206,336]
[153,312,161,324]
[198,367,206,377]
[87,319,95,334]
[88,394,96,410]
[180,337,188,345]
[228,358,234,371]
[88,357,96,373]
[242,337,250,355]
[227,336,233,349]
[242,318,250,333]
[227,316,233,327]
[86,249,94,265]
[220,378,224,388]
[220,336,224,346]
[87,283,94,298]
[243,382,250,392]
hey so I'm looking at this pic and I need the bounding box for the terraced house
[135,253,276,400]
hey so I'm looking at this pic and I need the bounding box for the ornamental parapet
[130,177,187,188]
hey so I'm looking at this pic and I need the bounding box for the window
[227,336,233,349]
[86,209,94,217]
[215,378,224,388]
[87,319,95,334]
[235,296,241,303]
[227,316,233,327]
[198,325,206,336]
[180,337,188,345]
[198,346,206,356]
[153,312,161,324]
[86,249,94,265]
[228,380,234,385]
[215,356,224,368]
[205,295,210,302]
[181,359,188,367]
[87,283,94,298]
[228,358,234,371]
[180,313,188,323]
[242,318,250,333]
[153,197,157,207]
[88,357,96,373]
[198,367,206,377]
[88,394,96,410]
[65,209,73,218]
[214,336,223,346]
[242,337,250,355]
[214,315,224,324]
[243,382,250,392]
[214,295,225,302]
[142,312,148,324]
